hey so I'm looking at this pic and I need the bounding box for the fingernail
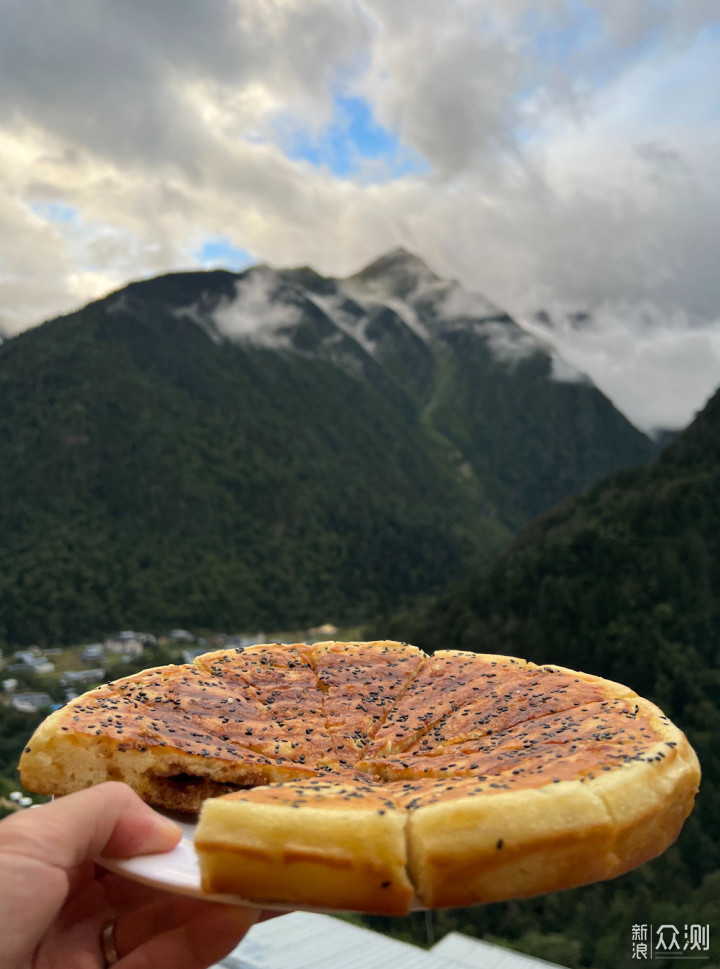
[150,813,183,847]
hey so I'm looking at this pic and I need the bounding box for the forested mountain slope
[0,249,655,645]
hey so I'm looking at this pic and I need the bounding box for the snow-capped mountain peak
[161,249,590,388]
[344,247,443,301]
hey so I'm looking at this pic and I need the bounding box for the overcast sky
[1,1,719,432]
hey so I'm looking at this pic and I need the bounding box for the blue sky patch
[30,201,79,224]
[284,95,429,180]
[195,237,254,270]
[526,0,683,90]
[530,0,604,67]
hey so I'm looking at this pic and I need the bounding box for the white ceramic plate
[98,809,271,909]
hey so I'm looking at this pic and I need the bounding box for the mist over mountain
[524,302,719,438]
[0,249,655,644]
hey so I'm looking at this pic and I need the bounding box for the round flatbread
[19,641,700,914]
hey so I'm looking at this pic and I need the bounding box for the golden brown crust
[302,640,425,758]
[388,696,700,908]
[19,642,700,912]
[18,656,326,811]
[195,776,413,914]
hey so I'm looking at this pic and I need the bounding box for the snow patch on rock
[306,291,377,357]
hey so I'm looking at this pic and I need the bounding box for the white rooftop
[215,912,566,969]
[432,931,566,968]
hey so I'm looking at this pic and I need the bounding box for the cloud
[211,267,304,348]
[522,303,720,434]
[0,0,370,166]
[0,0,718,430]
[361,3,524,176]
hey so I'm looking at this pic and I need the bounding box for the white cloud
[521,303,720,433]
[212,267,303,348]
[361,5,523,175]
[0,0,718,430]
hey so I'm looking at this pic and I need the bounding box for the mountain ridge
[0,249,656,644]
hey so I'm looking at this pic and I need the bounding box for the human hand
[0,782,258,969]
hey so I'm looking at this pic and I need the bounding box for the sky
[1,0,719,433]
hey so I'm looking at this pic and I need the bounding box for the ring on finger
[101,915,120,967]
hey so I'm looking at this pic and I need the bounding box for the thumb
[2,782,181,871]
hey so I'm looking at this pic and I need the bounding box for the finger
[114,895,255,954]
[0,783,181,873]
[99,870,182,912]
[66,859,98,895]
[257,909,284,922]
[52,876,108,932]
[119,904,257,969]
[100,871,287,923]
